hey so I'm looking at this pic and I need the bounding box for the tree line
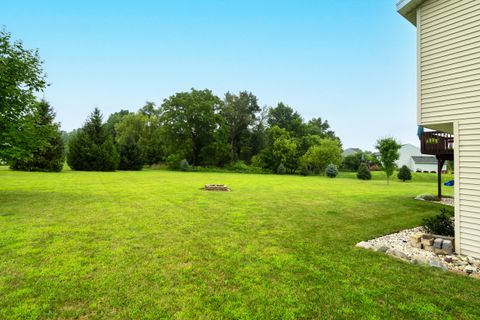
[64,89,343,174]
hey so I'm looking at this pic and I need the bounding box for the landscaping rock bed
[357,227,480,278]
[439,197,454,207]
[204,184,230,191]
[415,194,454,207]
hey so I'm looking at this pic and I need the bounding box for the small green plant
[423,208,454,237]
[231,160,249,172]
[357,163,371,180]
[325,163,338,178]
[299,164,309,176]
[426,138,439,144]
[397,165,412,182]
[165,153,183,170]
[180,159,190,171]
[277,163,286,175]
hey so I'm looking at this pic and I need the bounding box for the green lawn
[1,167,476,319]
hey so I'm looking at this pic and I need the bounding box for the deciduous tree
[9,100,64,172]
[0,29,48,161]
[301,139,343,174]
[376,137,401,184]
[161,89,224,165]
[222,91,260,163]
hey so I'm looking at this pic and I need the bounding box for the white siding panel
[458,120,480,257]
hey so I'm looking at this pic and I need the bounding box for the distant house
[410,156,441,173]
[343,148,362,157]
[396,143,446,173]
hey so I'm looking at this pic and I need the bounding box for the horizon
[1,0,418,151]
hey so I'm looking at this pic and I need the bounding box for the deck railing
[420,131,454,156]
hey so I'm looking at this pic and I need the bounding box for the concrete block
[433,238,443,249]
[442,240,453,255]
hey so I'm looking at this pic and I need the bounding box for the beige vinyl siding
[458,119,480,257]
[419,0,480,126]
[418,0,480,257]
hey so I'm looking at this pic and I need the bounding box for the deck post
[437,158,445,199]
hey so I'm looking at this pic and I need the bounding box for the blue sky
[2,0,417,150]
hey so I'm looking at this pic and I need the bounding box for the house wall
[418,0,480,257]
[412,163,438,173]
[418,0,480,126]
[397,144,422,170]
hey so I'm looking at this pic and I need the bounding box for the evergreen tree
[357,163,372,180]
[9,100,65,172]
[67,108,119,171]
[398,165,412,182]
[325,163,338,178]
[117,137,143,170]
[180,159,190,171]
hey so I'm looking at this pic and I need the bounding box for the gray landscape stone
[442,240,453,255]
[465,265,476,274]
[386,248,409,261]
[411,254,428,265]
[429,260,448,271]
[433,238,443,249]
[376,246,389,253]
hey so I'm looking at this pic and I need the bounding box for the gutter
[397,0,425,25]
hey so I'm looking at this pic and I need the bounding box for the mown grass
[0,166,475,319]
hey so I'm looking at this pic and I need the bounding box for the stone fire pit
[204,184,230,191]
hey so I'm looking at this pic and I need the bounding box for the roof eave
[397,0,425,26]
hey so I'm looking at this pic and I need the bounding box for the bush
[277,163,286,175]
[325,163,338,178]
[357,163,371,180]
[230,160,249,172]
[165,153,183,170]
[299,164,309,176]
[180,159,190,171]
[398,165,412,182]
[251,154,265,169]
[423,208,454,237]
